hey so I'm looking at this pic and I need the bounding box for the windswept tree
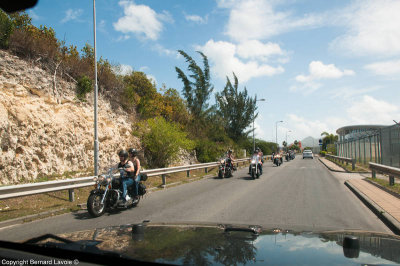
[175,50,213,120]
[321,132,338,152]
[215,73,257,142]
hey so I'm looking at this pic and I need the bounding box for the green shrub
[0,10,13,49]
[76,75,93,101]
[195,139,227,163]
[320,151,327,157]
[136,117,195,168]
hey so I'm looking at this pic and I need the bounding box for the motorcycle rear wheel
[87,194,106,217]
[218,170,223,179]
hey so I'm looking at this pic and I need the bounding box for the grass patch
[0,186,92,222]
[366,177,400,195]
[326,158,367,172]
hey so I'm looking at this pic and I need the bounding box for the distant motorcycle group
[273,150,295,166]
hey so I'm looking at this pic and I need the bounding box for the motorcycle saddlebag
[140,173,148,181]
[138,183,147,196]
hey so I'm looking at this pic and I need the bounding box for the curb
[344,180,400,235]
[318,158,346,173]
[0,208,67,229]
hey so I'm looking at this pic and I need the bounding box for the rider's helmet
[254,149,259,154]
[228,149,232,154]
[118,150,129,160]
[128,148,138,157]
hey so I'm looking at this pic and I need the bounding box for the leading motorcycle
[87,168,147,217]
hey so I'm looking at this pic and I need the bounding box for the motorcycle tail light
[108,184,111,189]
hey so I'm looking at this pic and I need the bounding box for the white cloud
[196,39,284,82]
[185,14,208,24]
[61,9,83,23]
[329,86,380,99]
[236,40,285,61]
[289,82,322,95]
[113,1,170,41]
[364,59,400,77]
[113,64,133,76]
[296,61,355,83]
[331,0,400,56]
[146,74,157,86]
[152,44,177,57]
[284,95,399,140]
[220,0,323,41]
[347,95,400,125]
[286,114,336,140]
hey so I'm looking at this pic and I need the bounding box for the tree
[135,117,195,168]
[321,132,338,153]
[175,50,213,120]
[215,73,257,142]
[0,10,13,48]
[282,141,287,149]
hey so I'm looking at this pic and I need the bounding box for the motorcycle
[218,157,233,178]
[274,155,283,166]
[250,155,262,179]
[87,168,147,217]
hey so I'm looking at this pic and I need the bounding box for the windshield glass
[0,0,399,264]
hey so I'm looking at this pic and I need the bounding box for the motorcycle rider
[114,150,135,206]
[257,147,264,164]
[128,148,141,202]
[227,149,236,171]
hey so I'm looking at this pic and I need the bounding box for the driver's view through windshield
[0,0,400,264]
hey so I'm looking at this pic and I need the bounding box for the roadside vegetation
[366,177,400,196]
[0,10,277,169]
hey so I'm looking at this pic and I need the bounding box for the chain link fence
[336,124,400,167]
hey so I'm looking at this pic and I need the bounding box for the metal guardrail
[325,154,356,170]
[369,162,400,186]
[0,158,255,201]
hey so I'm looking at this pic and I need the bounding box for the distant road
[0,157,391,241]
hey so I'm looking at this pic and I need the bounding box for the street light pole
[253,98,266,151]
[93,0,99,176]
[275,120,283,151]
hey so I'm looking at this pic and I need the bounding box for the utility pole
[93,0,99,176]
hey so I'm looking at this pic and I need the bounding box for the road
[0,156,391,241]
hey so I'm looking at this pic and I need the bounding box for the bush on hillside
[136,117,195,168]
[76,75,93,101]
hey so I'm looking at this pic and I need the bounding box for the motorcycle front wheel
[131,196,140,208]
[87,193,106,217]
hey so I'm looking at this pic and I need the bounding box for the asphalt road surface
[0,156,392,241]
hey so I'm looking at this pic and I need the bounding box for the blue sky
[28,0,400,145]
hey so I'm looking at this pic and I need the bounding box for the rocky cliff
[0,50,140,185]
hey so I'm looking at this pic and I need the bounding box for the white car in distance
[303,150,314,159]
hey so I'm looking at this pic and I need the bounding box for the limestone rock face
[0,50,140,185]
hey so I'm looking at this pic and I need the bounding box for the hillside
[0,50,140,185]
[301,136,320,148]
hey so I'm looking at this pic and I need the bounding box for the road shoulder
[345,179,400,235]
